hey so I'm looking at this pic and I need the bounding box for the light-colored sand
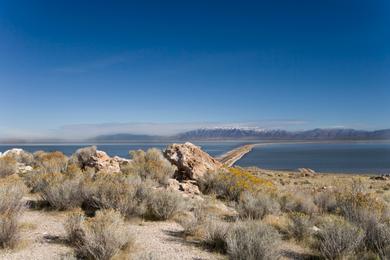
[0,208,224,260]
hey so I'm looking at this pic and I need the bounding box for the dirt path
[217,144,255,167]
[0,208,223,260]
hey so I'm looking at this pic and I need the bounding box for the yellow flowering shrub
[199,167,275,201]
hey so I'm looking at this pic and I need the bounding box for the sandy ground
[0,207,224,260]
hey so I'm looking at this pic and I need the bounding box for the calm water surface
[238,142,390,174]
[1,141,389,174]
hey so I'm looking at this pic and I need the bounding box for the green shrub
[226,220,281,260]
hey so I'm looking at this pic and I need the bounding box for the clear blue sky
[0,0,389,138]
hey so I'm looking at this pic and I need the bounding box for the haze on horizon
[1,0,389,140]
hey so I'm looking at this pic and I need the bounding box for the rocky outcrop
[1,148,34,165]
[164,142,222,181]
[73,146,128,173]
[167,179,202,200]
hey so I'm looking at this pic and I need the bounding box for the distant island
[89,128,390,143]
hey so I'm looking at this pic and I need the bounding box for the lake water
[1,141,389,174]
[239,142,390,174]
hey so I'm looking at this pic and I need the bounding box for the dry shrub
[0,176,27,214]
[313,216,364,260]
[314,191,337,213]
[82,172,153,218]
[280,192,318,215]
[147,189,184,220]
[123,148,176,185]
[335,189,385,226]
[0,176,26,248]
[202,218,229,253]
[0,213,19,249]
[363,217,390,259]
[237,191,280,220]
[65,209,133,260]
[64,209,85,246]
[175,201,209,236]
[71,146,97,169]
[34,151,68,174]
[0,156,17,178]
[286,212,312,241]
[40,174,84,210]
[199,168,275,201]
[226,220,281,260]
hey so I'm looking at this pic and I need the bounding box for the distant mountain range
[89,128,390,142]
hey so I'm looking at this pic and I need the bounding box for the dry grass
[33,151,68,174]
[65,209,133,260]
[0,176,26,249]
[0,156,17,178]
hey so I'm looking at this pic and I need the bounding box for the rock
[113,156,131,166]
[73,147,121,173]
[167,179,181,192]
[179,180,201,195]
[164,142,222,180]
[298,168,316,177]
[90,150,121,173]
[1,148,34,165]
[17,164,33,174]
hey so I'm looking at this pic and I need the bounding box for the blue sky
[0,0,389,138]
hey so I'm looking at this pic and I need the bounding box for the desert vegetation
[1,144,390,259]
